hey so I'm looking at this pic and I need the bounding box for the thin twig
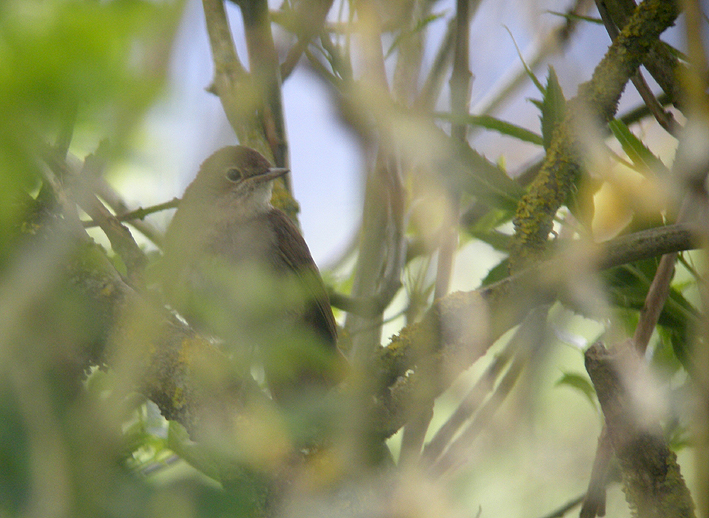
[80,154,148,283]
[36,139,147,283]
[415,18,455,110]
[538,494,586,518]
[93,181,168,247]
[400,0,475,465]
[421,334,516,464]
[344,1,400,365]
[83,197,179,239]
[429,305,551,477]
[579,427,612,518]
[471,0,591,117]
[279,0,334,81]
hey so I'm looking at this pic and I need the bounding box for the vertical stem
[401,0,475,465]
[436,0,474,300]
[681,3,709,511]
[449,0,472,145]
[345,0,393,363]
[238,0,290,177]
[202,0,259,145]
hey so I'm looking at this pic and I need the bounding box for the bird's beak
[255,167,289,183]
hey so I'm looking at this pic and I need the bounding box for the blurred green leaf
[469,230,512,253]
[654,326,685,375]
[608,119,670,176]
[0,386,30,515]
[435,113,543,146]
[547,11,603,25]
[555,371,598,410]
[0,0,182,265]
[385,12,446,59]
[0,0,178,128]
[603,258,697,373]
[534,66,567,151]
[481,258,510,286]
[454,141,525,210]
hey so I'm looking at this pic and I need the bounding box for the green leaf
[539,66,567,150]
[653,326,684,374]
[168,422,223,483]
[481,258,510,286]
[602,258,698,373]
[435,113,544,146]
[385,12,446,58]
[546,11,603,25]
[608,119,670,176]
[555,372,598,410]
[453,141,525,210]
[469,229,512,252]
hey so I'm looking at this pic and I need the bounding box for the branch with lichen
[67,217,698,442]
[369,223,697,438]
[509,0,680,273]
[585,342,696,518]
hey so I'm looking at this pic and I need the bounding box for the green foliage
[603,258,697,371]
[0,1,184,516]
[0,0,179,261]
[554,371,598,411]
[608,118,670,176]
[454,141,525,210]
[0,0,703,516]
[530,67,567,151]
[0,383,30,515]
[435,112,544,146]
[481,258,510,286]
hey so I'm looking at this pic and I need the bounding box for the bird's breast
[206,213,277,266]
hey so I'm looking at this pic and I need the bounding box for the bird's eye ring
[226,167,243,182]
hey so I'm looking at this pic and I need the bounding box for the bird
[161,145,343,402]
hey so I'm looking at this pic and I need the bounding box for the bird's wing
[266,208,338,348]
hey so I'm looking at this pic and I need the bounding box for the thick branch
[235,0,289,172]
[585,343,695,518]
[202,0,262,145]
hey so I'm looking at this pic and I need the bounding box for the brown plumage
[162,146,342,401]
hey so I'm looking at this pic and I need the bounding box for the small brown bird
[162,146,343,401]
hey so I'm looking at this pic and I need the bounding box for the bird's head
[184,146,289,218]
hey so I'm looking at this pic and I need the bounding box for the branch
[371,223,699,438]
[400,0,473,464]
[92,178,170,247]
[584,342,696,518]
[278,0,335,81]
[234,0,289,171]
[599,0,685,107]
[596,0,679,134]
[202,0,262,146]
[37,140,148,285]
[509,0,681,272]
[579,427,613,518]
[426,305,550,476]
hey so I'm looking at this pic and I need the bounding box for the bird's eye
[225,167,243,182]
